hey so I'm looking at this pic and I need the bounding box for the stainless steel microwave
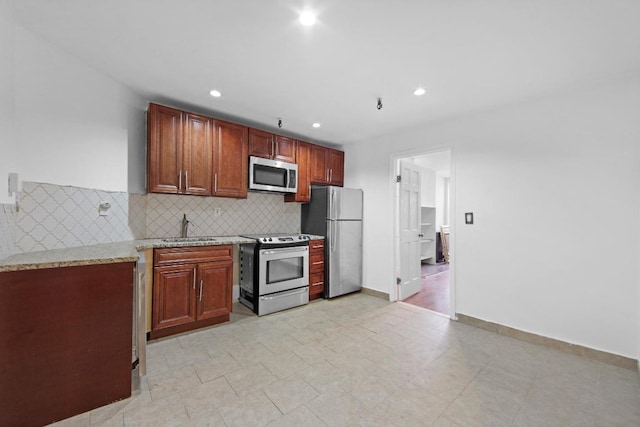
[248,156,298,193]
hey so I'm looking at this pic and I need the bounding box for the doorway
[394,149,452,317]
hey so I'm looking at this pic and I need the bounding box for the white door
[398,160,422,300]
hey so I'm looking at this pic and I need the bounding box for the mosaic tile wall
[145,192,301,238]
[128,193,147,240]
[10,182,301,254]
[0,204,16,259]
[15,182,134,253]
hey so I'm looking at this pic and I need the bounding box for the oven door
[258,246,309,295]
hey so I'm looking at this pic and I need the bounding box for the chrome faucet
[181,213,190,238]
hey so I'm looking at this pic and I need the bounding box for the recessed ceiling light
[413,87,426,96]
[209,89,222,97]
[312,123,321,128]
[299,11,317,26]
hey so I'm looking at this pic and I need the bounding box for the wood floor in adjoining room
[403,263,450,315]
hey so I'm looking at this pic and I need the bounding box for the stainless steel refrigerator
[302,186,363,298]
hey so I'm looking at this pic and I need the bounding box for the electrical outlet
[214,207,222,217]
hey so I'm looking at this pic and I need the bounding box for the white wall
[344,76,640,358]
[0,0,17,205]
[13,25,146,193]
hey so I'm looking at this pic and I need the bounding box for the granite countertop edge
[0,236,260,273]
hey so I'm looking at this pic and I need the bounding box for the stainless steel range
[239,233,310,316]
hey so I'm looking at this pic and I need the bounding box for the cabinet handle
[214,173,218,193]
[329,168,333,182]
[312,245,323,249]
[185,170,189,191]
[199,280,203,302]
[193,268,196,289]
[312,261,324,265]
[179,171,183,191]
[271,140,275,158]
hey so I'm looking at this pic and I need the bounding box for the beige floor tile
[229,342,276,367]
[378,382,451,426]
[263,374,319,414]
[258,334,304,355]
[161,344,211,370]
[179,410,227,427]
[299,360,350,393]
[293,341,337,364]
[306,388,367,426]
[225,364,277,396]
[265,405,325,427]
[262,351,310,379]
[218,390,282,427]
[180,376,238,420]
[123,395,189,427]
[147,366,202,401]
[194,352,242,383]
[46,293,640,427]
[89,390,152,424]
[201,335,245,359]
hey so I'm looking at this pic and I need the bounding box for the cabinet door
[213,120,248,198]
[148,104,183,194]
[310,144,329,184]
[274,135,296,163]
[183,113,213,195]
[285,140,310,203]
[248,128,273,159]
[328,149,344,187]
[197,261,232,320]
[153,264,197,330]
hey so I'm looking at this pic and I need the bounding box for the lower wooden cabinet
[309,239,325,300]
[151,245,232,339]
[0,263,134,427]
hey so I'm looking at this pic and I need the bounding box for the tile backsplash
[15,182,134,253]
[6,181,301,255]
[0,204,16,258]
[145,192,300,238]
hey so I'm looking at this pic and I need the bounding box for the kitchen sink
[161,236,218,243]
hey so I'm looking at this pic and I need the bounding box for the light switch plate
[465,212,474,224]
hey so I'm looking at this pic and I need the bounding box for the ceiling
[8,0,640,146]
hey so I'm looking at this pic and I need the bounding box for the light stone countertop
[0,235,324,273]
[0,236,256,273]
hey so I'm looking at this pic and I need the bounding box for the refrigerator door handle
[331,220,337,252]
[331,189,336,220]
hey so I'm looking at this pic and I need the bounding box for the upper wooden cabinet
[147,104,184,194]
[310,144,344,187]
[213,120,248,198]
[248,128,296,163]
[285,140,311,203]
[148,103,213,196]
[147,104,247,198]
[183,112,214,195]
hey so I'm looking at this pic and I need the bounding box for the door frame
[389,146,457,320]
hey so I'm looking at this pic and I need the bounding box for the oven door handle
[259,287,308,300]
[259,247,308,256]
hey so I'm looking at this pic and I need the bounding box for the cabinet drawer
[309,282,324,300]
[309,240,325,252]
[310,253,324,272]
[309,271,324,287]
[154,245,233,266]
